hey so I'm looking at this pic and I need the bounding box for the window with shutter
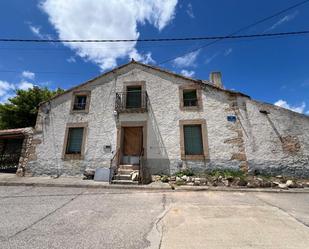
[66,128,84,154]
[183,125,203,155]
[183,89,198,107]
[73,95,87,110]
[126,86,142,108]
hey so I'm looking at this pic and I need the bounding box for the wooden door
[123,127,143,156]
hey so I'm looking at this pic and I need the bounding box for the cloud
[180,69,195,77]
[205,53,219,64]
[40,0,178,70]
[224,48,233,56]
[186,3,194,18]
[173,50,200,67]
[0,77,35,103]
[0,81,15,97]
[21,70,35,80]
[18,81,34,90]
[266,11,298,31]
[67,56,76,63]
[274,99,306,114]
[29,24,52,40]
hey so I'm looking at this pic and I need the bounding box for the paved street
[0,186,309,249]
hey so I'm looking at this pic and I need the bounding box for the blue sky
[0,0,308,114]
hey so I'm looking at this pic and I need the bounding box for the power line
[0,30,308,43]
[158,0,309,65]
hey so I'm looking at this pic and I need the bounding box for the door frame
[116,121,147,160]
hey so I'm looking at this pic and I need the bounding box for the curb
[1,181,309,193]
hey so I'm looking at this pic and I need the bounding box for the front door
[123,127,143,157]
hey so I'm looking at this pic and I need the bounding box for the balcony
[115,91,148,113]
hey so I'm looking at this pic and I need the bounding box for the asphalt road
[0,186,308,249]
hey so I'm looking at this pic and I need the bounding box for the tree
[0,86,64,129]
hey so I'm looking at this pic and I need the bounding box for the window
[73,95,87,110]
[66,128,84,154]
[183,89,197,107]
[126,86,142,108]
[62,123,87,160]
[70,91,91,113]
[184,125,203,155]
[179,119,209,160]
[179,84,202,111]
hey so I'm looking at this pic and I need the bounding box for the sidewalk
[0,173,309,193]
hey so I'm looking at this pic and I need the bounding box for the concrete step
[119,164,139,170]
[111,179,139,185]
[113,174,132,180]
[118,169,135,175]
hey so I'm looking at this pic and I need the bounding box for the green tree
[0,86,64,129]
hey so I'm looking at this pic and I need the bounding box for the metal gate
[0,138,23,173]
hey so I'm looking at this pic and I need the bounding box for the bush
[175,169,194,177]
[209,169,245,179]
[161,175,169,183]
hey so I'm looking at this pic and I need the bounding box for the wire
[0,30,308,43]
[157,0,309,65]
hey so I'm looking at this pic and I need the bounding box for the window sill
[181,154,208,160]
[181,106,202,111]
[70,110,89,114]
[63,154,84,160]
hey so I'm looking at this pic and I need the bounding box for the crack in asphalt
[145,193,170,249]
[255,194,309,228]
[8,191,84,239]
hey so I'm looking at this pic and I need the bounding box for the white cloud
[266,11,298,31]
[0,81,15,97]
[67,56,76,63]
[205,53,219,64]
[18,81,34,90]
[274,99,306,114]
[29,24,52,40]
[0,79,35,103]
[21,70,35,80]
[173,50,200,68]
[40,0,178,70]
[186,3,194,18]
[224,48,233,56]
[180,69,195,77]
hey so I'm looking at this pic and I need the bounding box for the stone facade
[25,61,309,177]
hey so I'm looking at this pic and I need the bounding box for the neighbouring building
[6,61,309,182]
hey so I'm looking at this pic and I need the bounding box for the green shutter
[126,86,142,108]
[184,125,203,155]
[66,128,84,154]
[183,90,197,106]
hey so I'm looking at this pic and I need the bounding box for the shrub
[175,169,194,177]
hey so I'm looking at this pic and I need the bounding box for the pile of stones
[152,174,309,189]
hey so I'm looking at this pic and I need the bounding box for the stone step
[111,179,139,185]
[118,169,135,175]
[118,164,140,170]
[113,174,132,180]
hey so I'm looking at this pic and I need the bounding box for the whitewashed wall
[27,63,309,177]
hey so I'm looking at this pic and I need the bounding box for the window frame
[70,90,91,114]
[62,122,88,160]
[122,81,146,111]
[179,119,209,160]
[179,84,202,111]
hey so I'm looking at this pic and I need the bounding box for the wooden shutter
[66,128,84,154]
[184,125,203,155]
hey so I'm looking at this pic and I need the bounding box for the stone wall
[27,63,309,177]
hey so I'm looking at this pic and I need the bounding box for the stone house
[15,60,309,182]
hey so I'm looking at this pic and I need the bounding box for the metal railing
[138,148,144,184]
[115,91,148,112]
[109,148,120,183]
[183,98,198,107]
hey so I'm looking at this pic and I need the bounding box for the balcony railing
[115,91,148,113]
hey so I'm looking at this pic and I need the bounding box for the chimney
[210,72,223,88]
